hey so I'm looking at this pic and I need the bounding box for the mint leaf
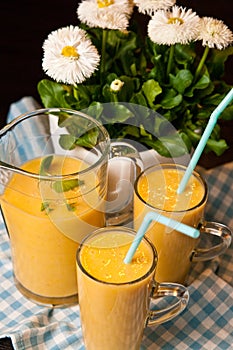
[66,203,76,211]
[59,135,77,150]
[40,155,53,175]
[53,179,84,193]
[41,201,53,212]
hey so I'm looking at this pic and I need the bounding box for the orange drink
[1,155,105,305]
[77,226,189,350]
[0,108,112,305]
[134,164,207,284]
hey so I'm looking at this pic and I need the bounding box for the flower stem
[194,46,210,82]
[100,29,108,84]
[111,93,118,103]
[166,45,175,77]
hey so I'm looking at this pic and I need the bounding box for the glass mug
[134,163,232,284]
[0,108,141,306]
[76,226,189,350]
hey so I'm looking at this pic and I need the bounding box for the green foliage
[37,21,233,157]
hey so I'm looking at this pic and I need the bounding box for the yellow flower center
[97,0,114,8]
[61,46,79,58]
[168,17,184,25]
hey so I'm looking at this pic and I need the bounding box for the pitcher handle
[106,141,143,226]
[191,221,232,262]
[146,282,189,326]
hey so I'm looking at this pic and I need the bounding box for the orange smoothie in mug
[134,164,207,284]
[0,155,105,305]
[77,227,189,350]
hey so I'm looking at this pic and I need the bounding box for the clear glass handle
[191,221,232,262]
[146,282,189,326]
[106,141,143,226]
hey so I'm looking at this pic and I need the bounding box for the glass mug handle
[106,141,143,226]
[191,221,232,262]
[146,282,189,326]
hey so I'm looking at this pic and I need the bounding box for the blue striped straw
[124,211,200,264]
[177,88,233,194]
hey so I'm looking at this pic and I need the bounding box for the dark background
[0,0,233,128]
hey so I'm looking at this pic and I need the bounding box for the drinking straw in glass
[124,211,200,264]
[177,88,233,194]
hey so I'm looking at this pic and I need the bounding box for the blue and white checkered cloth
[0,97,233,349]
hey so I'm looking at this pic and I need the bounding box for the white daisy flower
[42,26,100,85]
[134,0,176,16]
[77,0,133,30]
[148,6,200,45]
[197,17,233,50]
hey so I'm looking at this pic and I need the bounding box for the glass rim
[134,163,208,214]
[76,226,157,286]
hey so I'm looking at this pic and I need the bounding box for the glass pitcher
[0,108,141,306]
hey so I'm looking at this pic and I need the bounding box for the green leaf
[205,138,229,155]
[41,202,53,212]
[185,80,214,99]
[169,69,193,94]
[174,43,196,67]
[101,103,134,123]
[104,30,139,75]
[184,127,228,155]
[207,46,233,79]
[142,133,190,157]
[54,109,100,148]
[118,76,139,101]
[142,80,162,108]
[37,80,71,108]
[84,102,104,121]
[160,89,182,109]
[102,84,115,102]
[53,179,84,193]
[106,73,118,85]
[40,155,53,175]
[72,85,92,108]
[220,105,233,121]
[59,135,77,150]
[203,92,229,107]
[130,92,148,107]
[179,131,193,151]
[157,134,190,157]
[75,127,99,148]
[193,73,210,90]
[66,203,76,211]
[119,125,140,139]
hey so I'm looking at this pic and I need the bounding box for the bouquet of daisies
[37,0,233,157]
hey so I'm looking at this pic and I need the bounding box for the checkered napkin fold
[0,97,232,349]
